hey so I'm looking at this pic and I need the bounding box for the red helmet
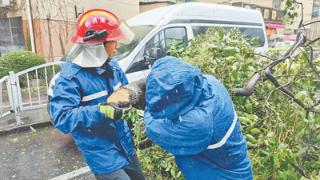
[71,9,123,44]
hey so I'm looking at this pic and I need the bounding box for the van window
[115,25,154,60]
[145,27,187,57]
[125,48,148,74]
[164,27,188,51]
[192,26,265,47]
[126,27,187,73]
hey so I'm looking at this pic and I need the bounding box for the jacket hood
[144,56,217,155]
[145,56,204,120]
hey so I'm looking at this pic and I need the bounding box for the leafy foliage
[0,50,45,78]
[282,0,299,24]
[128,28,320,179]
[125,110,183,180]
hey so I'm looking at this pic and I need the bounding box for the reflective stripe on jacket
[49,61,134,174]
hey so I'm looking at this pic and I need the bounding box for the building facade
[310,0,320,39]
[0,0,139,61]
[1,0,318,60]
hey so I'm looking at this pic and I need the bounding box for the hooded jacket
[144,56,253,179]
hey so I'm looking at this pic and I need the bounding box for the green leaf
[250,128,262,136]
[170,168,176,177]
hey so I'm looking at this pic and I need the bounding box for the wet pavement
[0,126,95,180]
[0,108,51,133]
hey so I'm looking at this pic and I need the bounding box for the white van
[117,2,268,82]
[48,2,267,96]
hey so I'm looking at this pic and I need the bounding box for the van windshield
[114,25,155,60]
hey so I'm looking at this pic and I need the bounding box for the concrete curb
[0,120,52,136]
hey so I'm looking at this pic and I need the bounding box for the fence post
[8,71,22,125]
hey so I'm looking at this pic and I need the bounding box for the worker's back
[174,75,252,180]
[144,56,253,179]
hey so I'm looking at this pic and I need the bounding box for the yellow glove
[98,102,131,120]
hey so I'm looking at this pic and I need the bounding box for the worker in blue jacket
[144,56,253,179]
[49,9,144,180]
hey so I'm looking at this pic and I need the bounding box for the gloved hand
[98,102,131,120]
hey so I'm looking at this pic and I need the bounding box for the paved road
[0,126,94,180]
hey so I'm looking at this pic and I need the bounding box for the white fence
[0,75,11,119]
[0,61,63,124]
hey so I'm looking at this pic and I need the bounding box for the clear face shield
[118,21,135,45]
[65,21,135,68]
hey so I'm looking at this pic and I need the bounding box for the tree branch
[303,20,320,27]
[233,73,261,96]
[302,47,320,79]
[233,33,306,97]
[305,37,320,47]
[289,162,310,178]
[265,68,320,114]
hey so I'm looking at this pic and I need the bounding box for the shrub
[0,50,46,78]
[129,28,320,179]
[126,110,183,180]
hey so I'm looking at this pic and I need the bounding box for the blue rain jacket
[144,56,253,179]
[49,60,134,174]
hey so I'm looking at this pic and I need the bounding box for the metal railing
[0,61,63,124]
[0,75,11,119]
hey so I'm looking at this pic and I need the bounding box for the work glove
[98,102,131,120]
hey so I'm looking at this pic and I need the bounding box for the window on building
[0,17,24,56]
[312,0,320,17]
[272,0,281,10]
